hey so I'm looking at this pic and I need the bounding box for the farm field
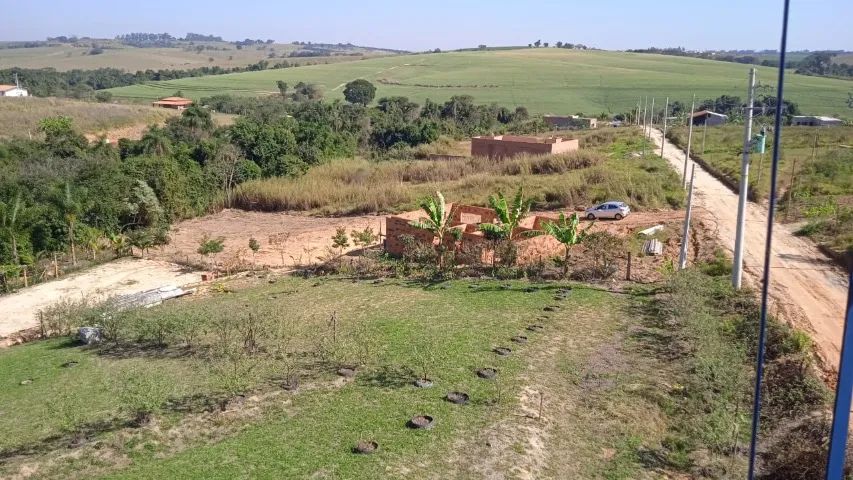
[0,41,398,72]
[106,48,853,116]
[667,125,853,257]
[0,96,175,139]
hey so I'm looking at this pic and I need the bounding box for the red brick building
[470,135,579,159]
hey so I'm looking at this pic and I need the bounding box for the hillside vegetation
[106,49,852,116]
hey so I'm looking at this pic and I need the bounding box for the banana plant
[478,187,533,241]
[535,212,594,278]
[409,191,458,269]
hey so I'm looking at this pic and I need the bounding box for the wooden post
[53,252,59,278]
[22,266,28,287]
[626,252,632,281]
[786,156,798,221]
[538,392,544,421]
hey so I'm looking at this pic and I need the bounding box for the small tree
[343,79,376,106]
[409,191,459,270]
[198,234,225,268]
[269,232,291,266]
[479,187,533,267]
[248,237,260,267]
[533,212,593,278]
[351,226,378,248]
[128,228,154,258]
[276,80,288,98]
[331,227,350,257]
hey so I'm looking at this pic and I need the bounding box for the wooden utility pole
[679,164,697,270]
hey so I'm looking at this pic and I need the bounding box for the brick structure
[470,135,579,159]
[384,205,566,265]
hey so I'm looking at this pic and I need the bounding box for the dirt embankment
[651,127,849,376]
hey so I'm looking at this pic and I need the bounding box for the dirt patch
[152,209,385,268]
[0,258,202,341]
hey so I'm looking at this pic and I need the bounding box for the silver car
[585,201,630,220]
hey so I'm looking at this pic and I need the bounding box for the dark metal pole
[747,0,790,477]
[826,262,853,479]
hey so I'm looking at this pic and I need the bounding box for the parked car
[585,201,630,220]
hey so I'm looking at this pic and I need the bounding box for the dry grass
[0,97,173,139]
[233,128,684,215]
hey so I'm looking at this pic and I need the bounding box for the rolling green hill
[107,48,852,117]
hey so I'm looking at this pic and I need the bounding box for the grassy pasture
[106,49,852,116]
[0,96,174,139]
[0,42,396,72]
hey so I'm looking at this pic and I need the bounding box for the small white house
[791,115,843,127]
[0,84,28,97]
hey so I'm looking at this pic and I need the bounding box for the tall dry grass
[0,97,174,139]
[233,138,684,215]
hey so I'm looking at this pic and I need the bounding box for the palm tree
[139,126,172,156]
[533,212,594,278]
[0,194,24,265]
[409,191,457,269]
[53,183,81,266]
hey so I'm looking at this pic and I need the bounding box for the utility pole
[660,97,669,158]
[732,67,757,290]
[679,163,696,270]
[647,97,655,144]
[682,94,696,188]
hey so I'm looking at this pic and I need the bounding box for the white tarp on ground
[109,285,194,310]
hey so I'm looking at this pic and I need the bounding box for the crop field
[0,42,397,72]
[0,96,174,139]
[106,49,852,116]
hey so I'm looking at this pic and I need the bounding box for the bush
[94,91,113,103]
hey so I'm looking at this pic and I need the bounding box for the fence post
[626,252,632,281]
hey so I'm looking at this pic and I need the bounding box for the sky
[1,0,851,52]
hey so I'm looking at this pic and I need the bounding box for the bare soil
[0,258,202,342]
[652,128,850,376]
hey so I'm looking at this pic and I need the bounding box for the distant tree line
[115,33,177,48]
[234,39,275,49]
[183,33,224,42]
[525,40,589,49]
[0,60,307,99]
[628,47,853,78]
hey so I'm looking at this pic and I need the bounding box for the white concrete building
[791,115,844,127]
[0,84,28,97]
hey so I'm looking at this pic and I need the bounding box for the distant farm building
[543,115,598,130]
[152,97,193,109]
[791,115,843,127]
[691,110,728,126]
[471,135,579,159]
[385,204,573,265]
[0,83,28,97]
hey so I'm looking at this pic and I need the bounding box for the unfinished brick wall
[384,208,566,265]
[470,135,579,159]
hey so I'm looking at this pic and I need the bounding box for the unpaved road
[652,128,849,373]
[0,258,202,340]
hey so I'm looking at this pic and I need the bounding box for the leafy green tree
[248,237,260,266]
[128,228,154,258]
[197,234,225,266]
[38,116,87,158]
[0,194,26,265]
[53,183,83,266]
[276,80,288,98]
[125,180,165,229]
[409,191,459,269]
[343,79,376,106]
[533,212,594,278]
[331,227,350,256]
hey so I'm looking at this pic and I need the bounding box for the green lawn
[106,49,852,117]
[0,268,827,479]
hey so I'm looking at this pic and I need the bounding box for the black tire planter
[413,378,434,388]
[543,306,558,312]
[511,335,528,344]
[527,324,544,333]
[476,368,498,379]
[407,415,435,429]
[445,391,470,405]
[353,440,379,454]
[61,361,79,368]
[493,347,512,356]
[337,367,357,378]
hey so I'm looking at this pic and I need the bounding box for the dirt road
[651,128,849,373]
[0,258,202,341]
